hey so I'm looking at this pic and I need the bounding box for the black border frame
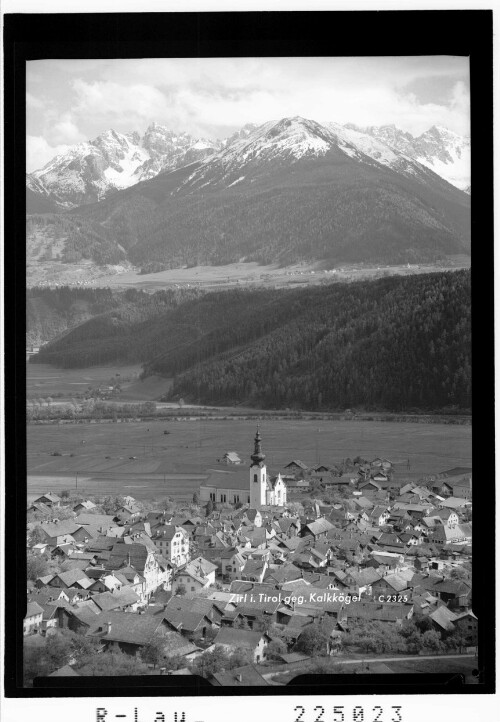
[3,9,494,698]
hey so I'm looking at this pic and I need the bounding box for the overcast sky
[26,56,470,172]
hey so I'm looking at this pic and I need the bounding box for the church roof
[203,470,252,491]
[202,468,283,491]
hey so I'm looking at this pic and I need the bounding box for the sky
[26,56,470,172]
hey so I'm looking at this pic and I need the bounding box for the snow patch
[226,176,245,188]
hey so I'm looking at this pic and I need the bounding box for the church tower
[249,426,267,509]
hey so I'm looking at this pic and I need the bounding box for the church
[199,428,287,510]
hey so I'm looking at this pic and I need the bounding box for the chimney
[104,621,112,634]
[235,673,242,682]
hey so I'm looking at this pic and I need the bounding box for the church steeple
[251,425,266,465]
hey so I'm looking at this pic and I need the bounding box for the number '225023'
[293,705,403,722]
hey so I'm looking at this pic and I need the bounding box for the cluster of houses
[25,435,475,683]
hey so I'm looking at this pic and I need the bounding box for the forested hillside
[34,271,471,413]
[27,286,202,350]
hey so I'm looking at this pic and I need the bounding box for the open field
[78,259,472,290]
[27,418,472,501]
[26,363,173,402]
[28,257,471,291]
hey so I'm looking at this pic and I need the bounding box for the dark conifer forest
[32,270,471,413]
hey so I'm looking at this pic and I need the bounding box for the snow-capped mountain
[173,116,460,196]
[60,115,469,274]
[27,117,469,212]
[347,123,470,192]
[27,124,221,208]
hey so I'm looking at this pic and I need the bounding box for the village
[25,429,475,686]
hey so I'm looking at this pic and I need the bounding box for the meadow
[26,363,173,402]
[27,417,472,502]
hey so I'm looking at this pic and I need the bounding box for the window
[191,586,195,591]
[210,492,216,501]
[254,474,258,483]
[234,495,239,503]
[220,494,226,503]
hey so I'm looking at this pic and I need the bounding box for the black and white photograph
[3,7,495,712]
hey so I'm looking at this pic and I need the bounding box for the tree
[23,644,51,687]
[295,625,329,656]
[78,650,150,676]
[60,489,70,500]
[421,629,444,652]
[191,646,232,678]
[228,648,253,668]
[266,639,287,661]
[449,566,469,580]
[192,491,200,505]
[176,584,187,597]
[205,500,214,517]
[141,637,166,669]
[28,526,47,547]
[27,552,49,581]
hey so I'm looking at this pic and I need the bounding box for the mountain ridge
[27,116,470,279]
[27,117,470,210]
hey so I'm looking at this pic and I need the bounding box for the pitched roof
[284,460,309,470]
[429,605,458,631]
[39,520,82,538]
[56,569,93,588]
[86,611,167,645]
[212,664,269,686]
[214,627,268,649]
[34,492,61,503]
[25,601,44,618]
[303,518,335,536]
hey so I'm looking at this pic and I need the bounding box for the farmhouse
[200,429,287,510]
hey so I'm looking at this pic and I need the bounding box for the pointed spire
[251,425,265,465]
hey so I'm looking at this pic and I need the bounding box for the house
[24,601,44,635]
[241,559,268,583]
[301,518,334,540]
[428,509,460,528]
[284,460,309,473]
[221,452,242,465]
[213,628,271,663]
[36,519,84,546]
[86,611,172,656]
[174,569,211,595]
[431,524,472,546]
[429,606,458,632]
[438,497,471,510]
[423,577,472,610]
[211,664,269,686]
[343,567,382,596]
[340,601,413,627]
[371,573,410,596]
[161,605,213,641]
[33,493,61,507]
[115,503,142,523]
[105,541,171,600]
[186,556,217,582]
[453,611,478,644]
[47,569,93,591]
[358,480,382,494]
[220,549,246,581]
[73,500,97,513]
[27,502,52,515]
[151,525,190,567]
[76,513,118,531]
[367,506,390,527]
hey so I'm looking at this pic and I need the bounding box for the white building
[199,428,287,511]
